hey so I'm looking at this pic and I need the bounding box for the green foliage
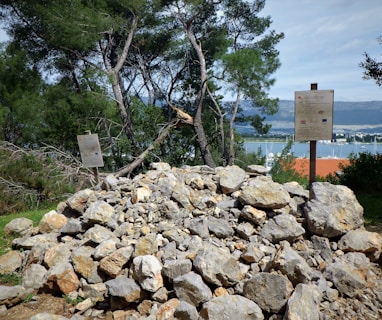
[235,148,266,169]
[360,36,382,87]
[40,78,110,151]
[63,294,85,306]
[356,193,382,224]
[23,293,35,303]
[338,152,382,194]
[270,140,309,188]
[0,0,283,171]
[0,44,44,145]
[0,272,22,286]
[0,147,76,213]
[333,152,382,223]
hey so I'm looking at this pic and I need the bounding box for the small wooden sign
[294,89,334,141]
[77,133,104,168]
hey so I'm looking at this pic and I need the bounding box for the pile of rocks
[1,163,381,319]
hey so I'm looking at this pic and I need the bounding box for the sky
[0,1,381,102]
[261,0,382,101]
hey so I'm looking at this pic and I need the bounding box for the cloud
[262,0,382,101]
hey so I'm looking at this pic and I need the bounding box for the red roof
[292,158,350,177]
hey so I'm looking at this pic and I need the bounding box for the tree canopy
[0,0,283,174]
[360,36,382,87]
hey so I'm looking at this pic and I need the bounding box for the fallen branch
[113,119,179,178]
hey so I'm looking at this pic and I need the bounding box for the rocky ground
[1,163,382,319]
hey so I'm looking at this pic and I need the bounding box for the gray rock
[160,200,181,220]
[338,229,382,261]
[83,200,115,226]
[132,255,163,292]
[189,217,209,239]
[193,244,243,287]
[173,271,212,307]
[172,182,193,210]
[59,219,84,234]
[243,272,293,313]
[311,235,333,263]
[72,246,103,283]
[101,174,119,191]
[241,243,265,264]
[324,252,370,297]
[0,250,23,274]
[12,232,59,250]
[236,222,256,240]
[240,205,267,225]
[246,164,267,176]
[29,313,69,320]
[66,188,95,213]
[105,276,144,303]
[43,243,72,269]
[199,294,264,320]
[162,258,193,282]
[259,213,305,243]
[239,176,291,209]
[4,218,33,236]
[39,210,67,233]
[305,182,364,237]
[174,300,198,320]
[218,165,246,194]
[83,224,117,244]
[99,246,134,278]
[22,263,48,289]
[0,164,379,320]
[284,283,322,320]
[0,285,34,307]
[271,241,313,285]
[93,239,119,260]
[283,181,309,198]
[207,216,234,238]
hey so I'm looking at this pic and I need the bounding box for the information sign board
[294,90,334,141]
[77,134,104,168]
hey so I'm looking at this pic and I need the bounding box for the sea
[244,141,382,159]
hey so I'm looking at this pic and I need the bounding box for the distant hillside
[236,100,382,135]
[239,100,382,124]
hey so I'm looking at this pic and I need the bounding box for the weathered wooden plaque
[294,90,334,141]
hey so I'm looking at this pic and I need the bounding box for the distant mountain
[235,100,382,135]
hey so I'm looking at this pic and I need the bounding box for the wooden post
[309,83,317,199]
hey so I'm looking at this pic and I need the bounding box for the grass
[0,272,22,285]
[0,207,53,256]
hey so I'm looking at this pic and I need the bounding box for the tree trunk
[228,91,240,165]
[186,17,216,168]
[99,16,138,146]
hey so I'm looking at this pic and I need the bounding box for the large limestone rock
[305,182,364,237]
[242,272,294,313]
[239,176,291,209]
[4,218,34,237]
[39,210,67,233]
[284,283,322,320]
[199,294,264,320]
[338,229,382,261]
[0,250,23,274]
[259,213,305,243]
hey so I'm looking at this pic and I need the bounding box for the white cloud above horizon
[261,0,382,101]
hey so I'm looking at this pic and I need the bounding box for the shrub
[0,142,92,214]
[338,152,382,194]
